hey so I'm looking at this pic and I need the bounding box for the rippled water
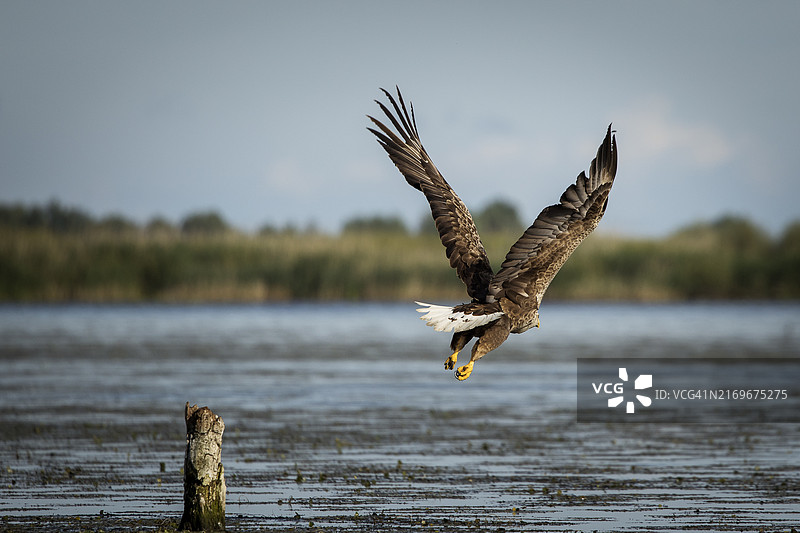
[0,302,798,531]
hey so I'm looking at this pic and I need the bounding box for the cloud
[617,96,734,169]
[263,157,318,195]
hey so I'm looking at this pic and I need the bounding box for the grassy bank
[0,229,460,302]
[1,215,798,302]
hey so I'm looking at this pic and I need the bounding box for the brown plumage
[368,87,618,380]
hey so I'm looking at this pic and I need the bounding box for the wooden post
[179,403,226,531]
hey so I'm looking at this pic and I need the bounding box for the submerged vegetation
[1,202,798,302]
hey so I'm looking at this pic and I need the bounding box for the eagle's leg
[454,317,511,381]
[446,332,472,371]
[455,361,474,380]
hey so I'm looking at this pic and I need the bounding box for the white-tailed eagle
[368,87,617,380]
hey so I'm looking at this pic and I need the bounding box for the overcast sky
[1,1,798,236]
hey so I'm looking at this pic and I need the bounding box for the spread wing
[488,126,618,309]
[367,87,493,301]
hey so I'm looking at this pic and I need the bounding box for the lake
[0,302,798,531]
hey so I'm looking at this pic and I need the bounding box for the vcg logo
[591,367,653,414]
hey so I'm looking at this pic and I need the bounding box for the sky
[1,1,799,237]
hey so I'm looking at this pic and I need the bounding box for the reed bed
[1,217,798,302]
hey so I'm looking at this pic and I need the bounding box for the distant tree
[258,223,279,236]
[0,203,30,228]
[779,220,800,252]
[303,221,321,235]
[709,215,770,253]
[474,199,523,234]
[775,220,800,297]
[181,211,230,235]
[0,201,95,232]
[342,215,408,234]
[280,222,300,236]
[24,206,47,228]
[98,214,139,233]
[43,201,94,233]
[672,215,770,251]
[417,212,439,236]
[146,216,177,235]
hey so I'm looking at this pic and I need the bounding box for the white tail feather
[415,301,503,333]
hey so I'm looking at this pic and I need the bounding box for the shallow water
[0,302,798,531]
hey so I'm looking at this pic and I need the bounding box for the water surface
[0,302,798,531]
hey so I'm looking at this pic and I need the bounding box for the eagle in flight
[368,87,617,380]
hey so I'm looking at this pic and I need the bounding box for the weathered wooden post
[179,403,226,531]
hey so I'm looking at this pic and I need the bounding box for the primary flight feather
[368,87,618,380]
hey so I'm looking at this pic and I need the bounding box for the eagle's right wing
[489,126,618,308]
[368,87,494,301]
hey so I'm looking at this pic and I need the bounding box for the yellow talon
[455,361,474,381]
[444,350,459,370]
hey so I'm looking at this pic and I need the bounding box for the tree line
[0,201,233,236]
[0,201,798,302]
[0,199,525,236]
